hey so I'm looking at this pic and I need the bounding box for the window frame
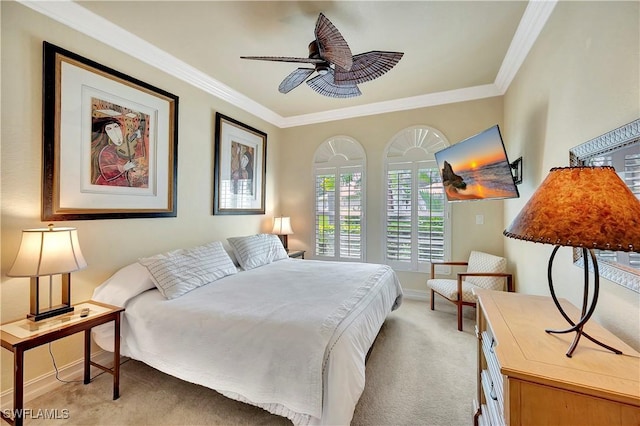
[313,136,366,262]
[383,126,451,273]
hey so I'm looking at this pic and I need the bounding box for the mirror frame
[569,118,640,293]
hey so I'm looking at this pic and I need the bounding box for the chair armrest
[458,272,511,277]
[458,272,514,292]
[430,261,469,279]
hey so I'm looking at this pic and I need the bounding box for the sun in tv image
[434,125,519,201]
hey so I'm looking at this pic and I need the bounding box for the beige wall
[503,1,640,349]
[277,98,507,292]
[1,2,283,391]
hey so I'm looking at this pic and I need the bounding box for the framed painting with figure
[42,41,179,220]
[213,112,267,215]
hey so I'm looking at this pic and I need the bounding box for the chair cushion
[427,278,478,303]
[465,251,507,291]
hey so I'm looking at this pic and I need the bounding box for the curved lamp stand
[546,246,622,358]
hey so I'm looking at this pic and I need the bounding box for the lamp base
[28,274,74,322]
[546,246,622,357]
[27,305,74,322]
[278,234,289,250]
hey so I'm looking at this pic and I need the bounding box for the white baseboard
[402,289,429,301]
[1,350,113,411]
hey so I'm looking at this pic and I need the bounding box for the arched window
[384,126,451,272]
[313,136,366,261]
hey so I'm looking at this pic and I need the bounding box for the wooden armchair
[427,251,514,331]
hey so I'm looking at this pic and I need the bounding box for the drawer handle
[490,338,495,353]
[489,383,498,401]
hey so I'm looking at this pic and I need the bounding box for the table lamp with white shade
[7,224,87,321]
[272,216,294,250]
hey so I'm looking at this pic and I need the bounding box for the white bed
[91,240,403,425]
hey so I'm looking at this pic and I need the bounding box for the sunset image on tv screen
[434,125,519,202]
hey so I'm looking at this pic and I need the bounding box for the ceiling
[23,1,557,128]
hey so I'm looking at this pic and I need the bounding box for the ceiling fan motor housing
[308,41,330,75]
[308,40,321,59]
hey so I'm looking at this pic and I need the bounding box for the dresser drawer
[481,330,504,414]
[481,370,505,426]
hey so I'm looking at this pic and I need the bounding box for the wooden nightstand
[0,301,124,426]
[287,249,305,259]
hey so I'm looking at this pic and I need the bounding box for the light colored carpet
[23,298,476,425]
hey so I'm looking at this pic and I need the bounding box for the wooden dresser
[473,289,640,426]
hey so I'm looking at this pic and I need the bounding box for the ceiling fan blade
[307,69,361,98]
[279,68,315,94]
[241,56,324,65]
[334,51,404,85]
[314,13,353,71]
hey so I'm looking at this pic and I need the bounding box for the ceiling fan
[241,13,404,98]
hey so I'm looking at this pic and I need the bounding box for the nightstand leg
[113,314,120,400]
[14,348,24,426]
[84,330,91,384]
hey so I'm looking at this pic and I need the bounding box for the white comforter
[92,259,402,425]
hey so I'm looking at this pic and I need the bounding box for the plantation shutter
[417,166,446,262]
[386,167,413,262]
[339,168,362,259]
[314,165,364,261]
[386,161,446,271]
[315,171,336,257]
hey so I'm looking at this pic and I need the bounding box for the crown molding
[19,0,555,129]
[494,0,558,93]
[280,84,502,128]
[19,0,287,127]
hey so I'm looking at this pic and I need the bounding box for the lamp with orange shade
[504,166,640,357]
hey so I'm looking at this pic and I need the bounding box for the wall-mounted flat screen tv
[434,124,519,202]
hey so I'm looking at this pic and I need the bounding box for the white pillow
[227,234,288,270]
[223,242,240,266]
[92,262,156,307]
[138,241,237,299]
